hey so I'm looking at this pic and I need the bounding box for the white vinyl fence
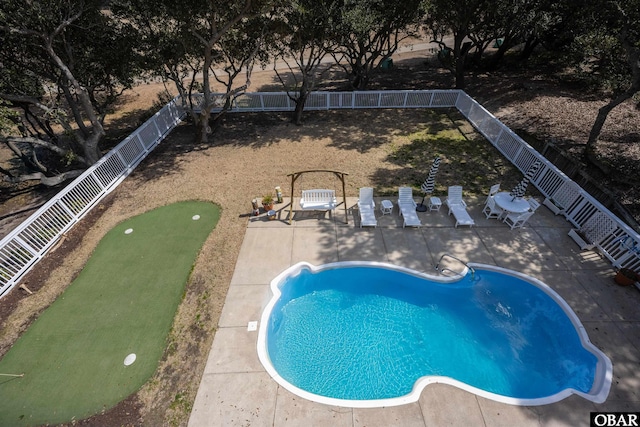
[187,90,461,112]
[0,98,186,297]
[1,90,638,299]
[455,91,640,272]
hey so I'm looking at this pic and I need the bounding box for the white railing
[0,97,186,297]
[456,91,640,272]
[186,89,461,112]
[2,89,639,299]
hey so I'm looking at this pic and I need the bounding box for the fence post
[3,89,640,298]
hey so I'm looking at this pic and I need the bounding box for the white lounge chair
[357,187,377,228]
[445,185,466,212]
[446,186,475,228]
[482,195,504,219]
[503,210,534,229]
[398,187,421,228]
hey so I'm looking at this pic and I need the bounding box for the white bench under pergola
[287,170,348,225]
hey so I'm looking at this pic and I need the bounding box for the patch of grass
[385,111,531,198]
[0,201,219,426]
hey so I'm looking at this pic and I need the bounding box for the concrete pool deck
[188,197,640,427]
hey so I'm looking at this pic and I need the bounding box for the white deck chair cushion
[398,187,421,227]
[450,205,475,228]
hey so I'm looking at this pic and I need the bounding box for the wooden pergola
[286,170,349,224]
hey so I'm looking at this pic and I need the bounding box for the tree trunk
[196,109,211,144]
[7,170,84,186]
[454,63,465,89]
[198,43,214,144]
[519,37,539,62]
[586,23,640,173]
[488,36,513,70]
[585,89,637,173]
[293,91,308,125]
[45,37,105,165]
[351,70,368,91]
[454,41,473,89]
[84,131,102,164]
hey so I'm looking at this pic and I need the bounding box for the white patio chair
[445,185,467,214]
[482,195,504,219]
[357,187,377,228]
[446,186,475,227]
[398,187,421,227]
[527,198,541,212]
[503,210,534,230]
[485,183,501,203]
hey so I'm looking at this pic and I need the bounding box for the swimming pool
[257,261,612,408]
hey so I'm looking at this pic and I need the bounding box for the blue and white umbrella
[510,160,541,200]
[417,156,441,211]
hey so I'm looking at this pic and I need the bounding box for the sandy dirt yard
[0,51,638,426]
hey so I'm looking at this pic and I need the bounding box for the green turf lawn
[0,201,219,426]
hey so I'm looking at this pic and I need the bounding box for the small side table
[428,197,442,212]
[380,199,393,215]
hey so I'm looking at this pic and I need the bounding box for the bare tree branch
[1,93,76,136]
[5,170,84,186]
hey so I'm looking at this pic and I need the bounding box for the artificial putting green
[0,201,219,426]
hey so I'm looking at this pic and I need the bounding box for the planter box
[568,228,595,250]
[543,197,563,215]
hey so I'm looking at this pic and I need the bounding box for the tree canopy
[333,0,424,90]
[573,0,640,171]
[113,0,277,143]
[1,0,639,184]
[272,0,342,123]
[0,0,142,185]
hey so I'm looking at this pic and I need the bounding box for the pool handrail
[435,253,475,279]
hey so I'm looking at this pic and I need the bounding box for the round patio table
[494,192,530,215]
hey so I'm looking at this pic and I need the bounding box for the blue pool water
[261,263,610,405]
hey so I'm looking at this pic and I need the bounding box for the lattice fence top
[551,181,580,209]
[582,212,618,245]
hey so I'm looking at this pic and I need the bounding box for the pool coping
[256,261,613,408]
[188,196,640,427]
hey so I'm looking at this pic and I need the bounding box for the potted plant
[262,194,275,212]
[614,268,639,286]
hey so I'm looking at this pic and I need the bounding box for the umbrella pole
[416,195,428,212]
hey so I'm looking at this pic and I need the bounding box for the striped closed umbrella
[510,160,542,199]
[417,156,441,211]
